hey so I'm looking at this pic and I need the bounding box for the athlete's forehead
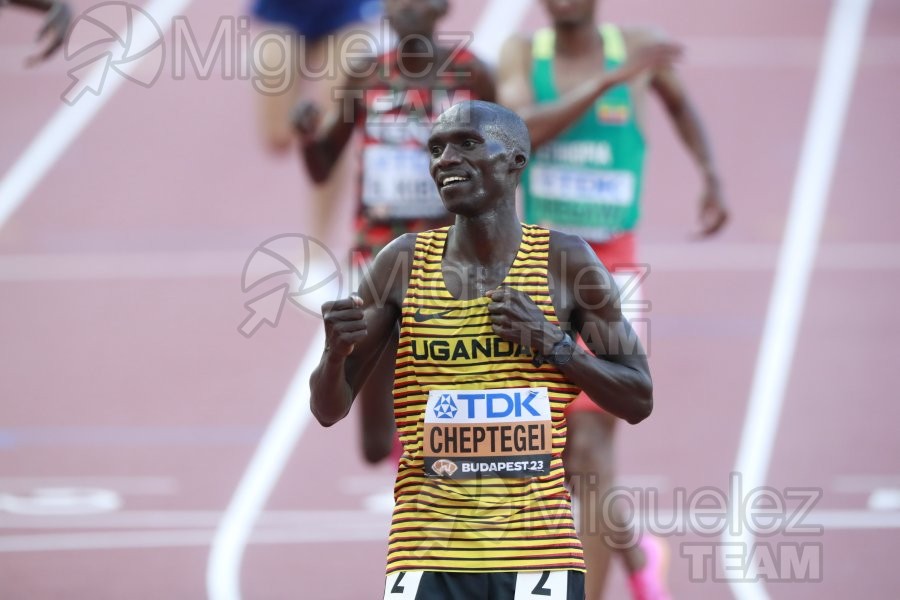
[429,104,493,144]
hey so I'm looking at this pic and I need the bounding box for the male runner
[310,100,653,600]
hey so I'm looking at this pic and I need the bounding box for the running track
[1,0,898,598]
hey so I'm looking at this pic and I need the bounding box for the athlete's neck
[448,206,522,268]
[553,21,604,57]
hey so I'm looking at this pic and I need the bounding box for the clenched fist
[322,295,367,357]
[486,287,564,355]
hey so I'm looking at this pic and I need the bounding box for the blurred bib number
[363,146,446,220]
[529,165,635,206]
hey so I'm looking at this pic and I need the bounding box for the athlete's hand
[695,177,728,237]
[291,100,321,138]
[611,41,682,85]
[25,1,71,67]
[321,295,366,357]
[486,287,564,355]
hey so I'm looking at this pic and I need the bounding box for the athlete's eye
[430,145,443,158]
[462,139,476,149]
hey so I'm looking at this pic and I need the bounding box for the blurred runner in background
[499,0,727,598]
[293,0,495,466]
[250,0,382,243]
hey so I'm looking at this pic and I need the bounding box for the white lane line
[868,489,900,511]
[2,509,897,552]
[0,477,177,495]
[0,525,388,553]
[205,3,535,598]
[205,327,324,600]
[725,1,874,599]
[0,0,195,230]
[468,0,534,65]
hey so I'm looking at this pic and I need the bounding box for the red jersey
[354,48,486,258]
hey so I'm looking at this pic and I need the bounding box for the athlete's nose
[433,143,463,170]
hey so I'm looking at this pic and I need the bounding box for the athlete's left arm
[487,233,652,424]
[636,28,728,236]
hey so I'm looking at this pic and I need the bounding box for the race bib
[424,387,553,479]
[362,146,446,219]
[529,165,635,206]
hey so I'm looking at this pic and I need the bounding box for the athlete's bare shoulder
[546,229,617,325]
[361,232,418,310]
[547,229,604,275]
[372,231,418,267]
[388,231,419,253]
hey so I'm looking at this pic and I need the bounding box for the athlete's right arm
[497,34,681,150]
[293,62,372,183]
[309,234,416,427]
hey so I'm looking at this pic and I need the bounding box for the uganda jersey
[386,225,584,574]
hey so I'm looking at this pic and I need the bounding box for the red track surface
[1,1,898,598]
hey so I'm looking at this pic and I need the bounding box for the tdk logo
[456,390,541,418]
[433,394,458,419]
[426,387,551,423]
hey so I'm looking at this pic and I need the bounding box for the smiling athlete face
[427,105,518,217]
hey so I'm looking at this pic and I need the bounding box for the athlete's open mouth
[439,174,470,189]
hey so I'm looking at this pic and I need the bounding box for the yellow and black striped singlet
[387,224,585,574]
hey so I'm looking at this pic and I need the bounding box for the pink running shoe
[628,534,671,600]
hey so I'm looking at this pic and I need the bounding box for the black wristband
[531,333,576,368]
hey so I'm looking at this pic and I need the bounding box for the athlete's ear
[511,152,528,171]
[433,0,449,18]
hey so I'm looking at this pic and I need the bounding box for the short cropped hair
[438,100,532,161]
